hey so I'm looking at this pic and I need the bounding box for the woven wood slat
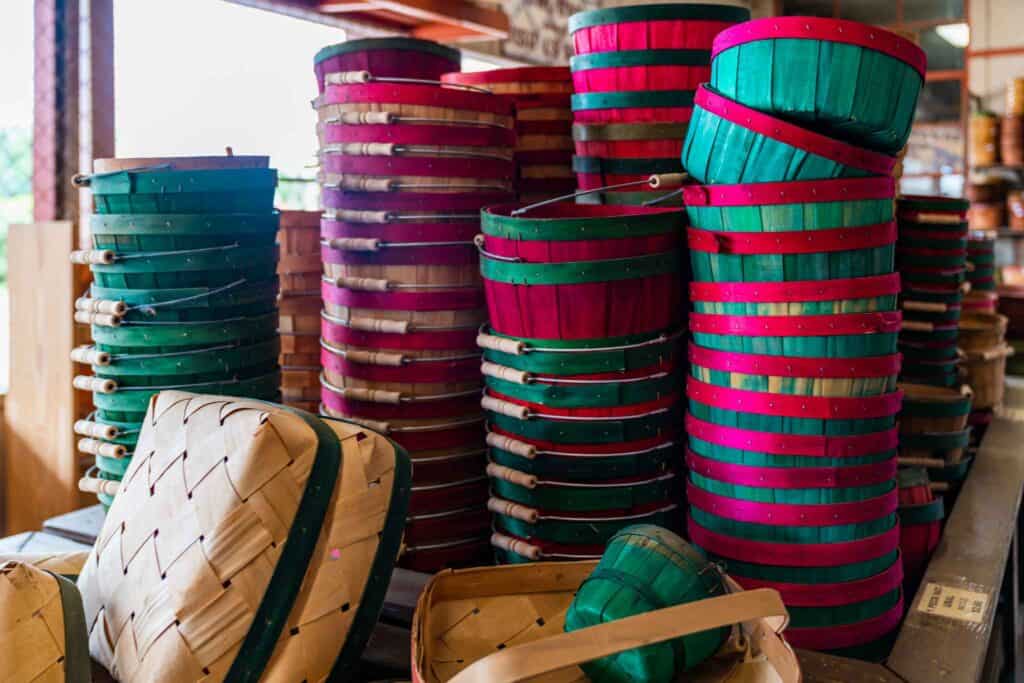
[0,561,69,682]
[0,552,89,575]
[77,390,404,682]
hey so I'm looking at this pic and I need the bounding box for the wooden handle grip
[481,395,530,419]
[480,362,529,384]
[69,249,115,265]
[487,497,539,523]
[78,477,120,496]
[325,70,372,84]
[341,386,403,404]
[332,209,391,224]
[898,456,947,468]
[490,532,541,560]
[648,172,688,189]
[75,297,126,315]
[347,316,410,334]
[70,345,111,366]
[969,344,1015,361]
[929,482,951,492]
[331,111,394,125]
[332,275,391,291]
[344,416,392,433]
[74,420,118,440]
[486,432,537,459]
[73,375,117,394]
[77,438,126,459]
[961,281,973,294]
[342,348,405,366]
[334,142,396,156]
[901,320,934,332]
[74,311,122,327]
[336,176,397,192]
[476,333,525,355]
[903,301,948,313]
[486,463,538,489]
[325,237,382,251]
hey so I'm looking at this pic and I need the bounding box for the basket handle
[480,362,530,384]
[445,588,788,683]
[477,332,526,355]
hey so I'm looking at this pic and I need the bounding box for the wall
[969,0,1024,113]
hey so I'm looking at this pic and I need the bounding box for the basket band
[320,122,515,147]
[689,310,902,336]
[319,377,481,419]
[320,314,477,351]
[688,517,900,567]
[688,344,901,378]
[687,221,895,255]
[322,187,512,212]
[319,82,513,116]
[90,168,277,196]
[569,4,749,32]
[321,218,479,243]
[785,596,904,651]
[686,448,897,489]
[481,251,679,286]
[572,122,689,142]
[732,556,904,607]
[687,481,898,527]
[899,498,945,526]
[571,48,711,71]
[482,203,682,240]
[572,90,695,112]
[690,273,900,304]
[686,377,903,419]
[686,413,899,458]
[694,86,896,176]
[320,346,479,383]
[682,176,895,206]
[572,155,681,175]
[322,154,514,180]
[315,37,459,66]
[321,243,478,267]
[484,371,678,408]
[899,428,971,451]
[712,17,927,78]
[90,212,280,235]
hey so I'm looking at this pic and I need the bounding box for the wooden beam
[926,69,966,82]
[968,46,1024,59]
[319,0,508,39]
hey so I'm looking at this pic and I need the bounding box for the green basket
[490,468,678,512]
[89,168,277,214]
[494,503,678,545]
[710,17,925,154]
[486,405,680,445]
[484,370,679,408]
[88,244,279,289]
[91,278,280,313]
[714,549,899,586]
[488,439,677,482]
[93,338,281,377]
[479,327,680,375]
[90,213,279,251]
[688,397,896,438]
[92,313,279,354]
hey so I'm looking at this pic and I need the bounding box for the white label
[916,582,990,624]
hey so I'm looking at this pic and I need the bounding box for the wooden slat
[3,222,90,533]
[318,0,508,40]
[888,386,1024,683]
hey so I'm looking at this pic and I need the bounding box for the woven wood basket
[971,114,999,167]
[962,344,1014,410]
[897,468,943,596]
[314,37,459,93]
[76,391,410,682]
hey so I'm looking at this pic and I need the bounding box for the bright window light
[936,23,970,48]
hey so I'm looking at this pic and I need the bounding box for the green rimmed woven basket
[488,435,678,482]
[87,244,279,289]
[488,463,678,513]
[90,212,279,251]
[91,312,279,354]
[86,167,277,215]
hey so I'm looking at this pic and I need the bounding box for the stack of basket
[1003,78,1024,166]
[277,210,321,412]
[680,17,926,659]
[896,467,944,597]
[479,203,685,563]
[442,67,575,204]
[313,42,518,572]
[898,383,973,507]
[567,3,749,206]
[971,112,1000,167]
[71,155,281,507]
[959,310,1012,439]
[965,231,998,314]
[896,195,971,388]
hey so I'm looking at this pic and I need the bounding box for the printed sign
[916,582,990,625]
[501,0,601,65]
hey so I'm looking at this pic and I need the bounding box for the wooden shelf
[316,0,507,42]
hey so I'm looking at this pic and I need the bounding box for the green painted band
[930,456,972,483]
[488,444,676,481]
[481,207,681,241]
[576,190,682,206]
[571,49,711,71]
[572,122,689,142]
[91,313,278,348]
[899,236,967,250]
[899,428,971,451]
[90,245,278,274]
[480,251,679,285]
[95,338,281,376]
[569,4,750,32]
[90,212,279,236]
[898,498,944,526]
[488,408,679,444]
[482,337,678,375]
[495,507,677,545]
[52,571,91,683]
[482,327,674,350]
[900,393,972,418]
[485,372,678,408]
[898,253,967,268]
[96,453,131,478]
[572,155,681,174]
[314,37,459,66]
[491,473,675,512]
[91,278,280,307]
[225,407,341,683]
[572,90,695,111]
[92,372,282,412]
[90,168,277,196]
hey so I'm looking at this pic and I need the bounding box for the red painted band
[900,227,969,242]
[321,218,480,243]
[482,232,679,262]
[689,310,902,336]
[785,598,904,651]
[687,221,896,255]
[689,273,900,303]
[732,558,904,607]
[687,517,900,567]
[320,347,480,383]
[320,380,482,419]
[682,177,895,207]
[322,188,512,211]
[320,242,478,266]
[712,17,927,78]
[321,82,514,116]
[686,481,898,526]
[321,154,514,180]
[320,122,516,148]
[686,377,903,419]
[686,449,897,490]
[441,67,571,85]
[321,280,484,311]
[694,86,896,175]
[321,317,479,351]
[685,413,899,458]
[688,344,901,378]
[896,246,967,258]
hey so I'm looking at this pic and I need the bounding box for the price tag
[916,582,990,624]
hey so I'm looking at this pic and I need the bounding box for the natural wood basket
[316,102,513,129]
[322,304,486,335]
[899,382,973,433]
[959,312,1008,352]
[93,155,269,172]
[279,295,322,334]
[322,262,482,288]
[971,114,999,167]
[962,344,1014,410]
[319,170,513,195]
[277,210,322,290]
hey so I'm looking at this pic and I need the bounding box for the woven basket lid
[76,391,411,682]
[1,560,90,682]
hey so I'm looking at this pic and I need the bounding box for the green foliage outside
[0,126,34,285]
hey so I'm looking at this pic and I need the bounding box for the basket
[897,468,943,595]
[962,344,1014,410]
[959,312,1008,351]
[314,37,459,93]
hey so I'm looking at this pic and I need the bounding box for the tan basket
[279,294,322,334]
[77,391,410,682]
[277,210,322,291]
[971,114,1000,167]
[970,201,1006,231]
[1009,190,1024,230]
[962,344,1014,410]
[959,312,1008,351]
[411,563,799,683]
[1,560,90,682]
[1009,77,1024,116]
[0,551,89,575]
[900,382,974,433]
[1001,115,1024,166]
